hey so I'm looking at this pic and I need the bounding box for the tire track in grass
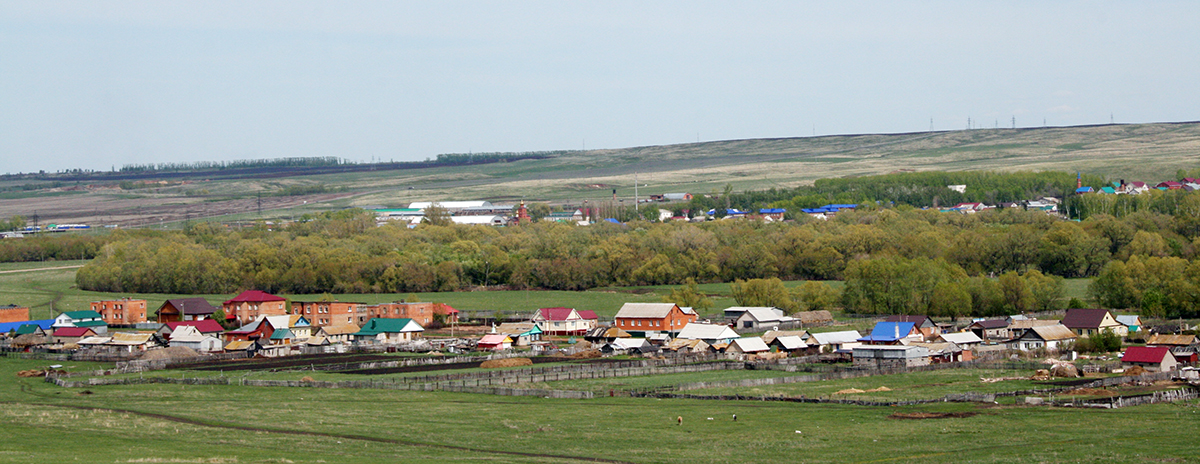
[3,397,637,464]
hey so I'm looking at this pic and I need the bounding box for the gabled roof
[269,328,295,340]
[730,337,770,353]
[1122,346,1173,364]
[168,325,208,342]
[109,332,153,346]
[224,290,286,305]
[165,320,225,334]
[885,315,934,328]
[1025,324,1077,341]
[938,332,982,345]
[809,330,861,345]
[227,318,272,335]
[0,319,53,333]
[762,329,808,345]
[354,318,424,336]
[615,303,680,319]
[772,335,807,350]
[536,307,579,322]
[577,310,598,320]
[859,322,917,342]
[479,334,511,345]
[318,324,360,336]
[1115,315,1141,326]
[1061,308,1114,329]
[15,324,43,335]
[676,323,739,341]
[497,322,541,336]
[586,327,630,339]
[1146,334,1196,346]
[62,310,102,320]
[52,327,94,338]
[78,336,112,345]
[225,340,257,351]
[158,298,217,316]
[970,319,1009,329]
[737,307,788,323]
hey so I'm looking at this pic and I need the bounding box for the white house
[168,325,223,353]
[676,323,740,345]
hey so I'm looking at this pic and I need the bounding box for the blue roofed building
[0,319,54,334]
[858,321,921,345]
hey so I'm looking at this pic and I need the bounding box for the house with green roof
[52,310,108,334]
[353,318,424,344]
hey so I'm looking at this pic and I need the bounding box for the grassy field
[4,356,1199,463]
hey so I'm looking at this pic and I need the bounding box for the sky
[2,1,1198,174]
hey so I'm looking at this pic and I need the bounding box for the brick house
[0,304,30,323]
[357,302,435,327]
[614,303,697,336]
[90,298,147,325]
[291,300,363,327]
[223,290,288,326]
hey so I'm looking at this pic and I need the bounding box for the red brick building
[90,298,147,325]
[291,300,362,327]
[223,290,287,326]
[0,304,30,323]
[613,303,697,336]
[358,302,435,326]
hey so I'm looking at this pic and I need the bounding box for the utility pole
[1012,116,1016,129]
[634,172,639,213]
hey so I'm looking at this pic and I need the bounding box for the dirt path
[0,265,84,274]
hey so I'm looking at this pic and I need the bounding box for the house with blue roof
[858,321,921,345]
[758,208,787,221]
[1075,186,1094,194]
[0,319,54,334]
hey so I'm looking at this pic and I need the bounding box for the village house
[497,322,543,346]
[104,332,160,353]
[726,337,770,356]
[809,330,862,353]
[291,300,363,327]
[675,323,740,345]
[0,304,30,323]
[936,331,983,350]
[909,341,972,363]
[477,333,512,351]
[1122,346,1178,372]
[435,303,460,324]
[90,298,147,325]
[0,320,52,337]
[315,324,360,344]
[168,325,223,353]
[1146,334,1198,365]
[884,315,940,341]
[858,322,922,345]
[353,318,424,344]
[584,327,631,344]
[51,327,96,345]
[1007,318,1062,339]
[968,319,1010,342]
[613,303,697,337]
[223,318,275,343]
[1116,315,1142,334]
[265,315,312,339]
[157,320,224,341]
[223,290,288,326]
[662,338,712,354]
[543,209,585,223]
[1010,324,1077,352]
[732,307,799,331]
[532,307,595,335]
[358,302,435,327]
[761,329,808,346]
[768,335,808,355]
[852,345,930,369]
[1062,308,1126,337]
[601,338,650,355]
[52,310,108,334]
[155,298,217,323]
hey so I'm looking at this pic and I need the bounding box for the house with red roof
[435,303,459,324]
[51,327,96,345]
[157,320,225,341]
[223,290,288,326]
[1122,346,1177,372]
[1062,308,1126,338]
[223,317,275,343]
[1157,181,1183,190]
[531,307,595,335]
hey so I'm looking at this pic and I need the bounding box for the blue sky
[2,1,1197,174]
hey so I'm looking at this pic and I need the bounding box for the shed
[1122,346,1178,372]
[726,337,770,355]
[477,334,512,351]
[676,323,739,345]
[852,345,930,368]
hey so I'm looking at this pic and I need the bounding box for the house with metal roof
[808,330,862,353]
[885,315,940,341]
[316,324,360,344]
[968,319,1010,342]
[858,322,921,345]
[769,335,808,354]
[1009,324,1077,352]
[676,323,740,345]
[53,310,108,334]
[168,325,223,353]
[1146,334,1199,364]
[223,317,275,343]
[51,327,96,345]
[936,331,983,348]
[532,307,594,335]
[223,290,287,326]
[477,333,512,351]
[1122,346,1178,372]
[1062,308,1126,337]
[1115,315,1142,333]
[852,345,930,368]
[731,307,798,331]
[614,303,697,337]
[0,319,53,335]
[155,298,218,323]
[726,337,770,356]
[353,318,424,344]
[497,322,543,346]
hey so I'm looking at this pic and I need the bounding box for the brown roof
[1146,334,1196,346]
[761,329,808,345]
[1009,319,1060,329]
[971,319,1008,329]
[1061,308,1114,330]
[796,310,833,324]
[319,324,360,336]
[1027,325,1077,341]
[885,315,931,327]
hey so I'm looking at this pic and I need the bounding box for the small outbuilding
[1122,346,1178,372]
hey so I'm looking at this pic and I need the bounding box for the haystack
[138,346,200,361]
[480,357,533,368]
[1123,365,1147,376]
[1050,363,1081,378]
[834,388,865,395]
[866,386,892,392]
[1030,369,1051,381]
[568,349,602,359]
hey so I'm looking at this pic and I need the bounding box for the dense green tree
[730,278,799,312]
[663,278,714,312]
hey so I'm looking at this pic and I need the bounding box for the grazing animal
[732,414,737,421]
[677,416,683,426]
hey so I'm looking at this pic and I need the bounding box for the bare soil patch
[480,358,533,368]
[889,412,977,420]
